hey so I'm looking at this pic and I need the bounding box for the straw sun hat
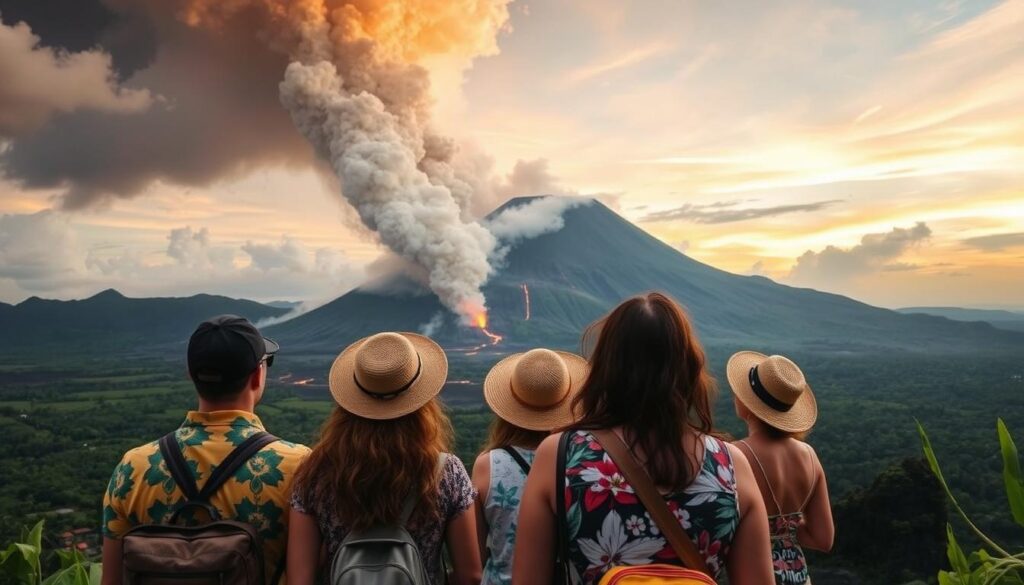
[727,351,817,433]
[329,332,448,420]
[483,348,589,431]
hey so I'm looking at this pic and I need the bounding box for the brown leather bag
[121,431,283,585]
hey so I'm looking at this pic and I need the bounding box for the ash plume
[180,0,510,323]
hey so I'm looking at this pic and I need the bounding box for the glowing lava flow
[474,312,504,346]
[520,283,531,321]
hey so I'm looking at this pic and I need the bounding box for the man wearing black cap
[100,315,310,585]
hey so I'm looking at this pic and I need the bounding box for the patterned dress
[102,410,310,584]
[562,431,739,584]
[482,447,535,585]
[737,440,818,585]
[290,453,476,585]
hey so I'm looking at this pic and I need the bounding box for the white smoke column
[179,0,510,323]
[280,61,495,322]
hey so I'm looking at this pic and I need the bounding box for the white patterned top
[482,447,536,585]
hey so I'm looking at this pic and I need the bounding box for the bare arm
[446,508,482,585]
[511,433,560,585]
[101,538,122,585]
[797,447,834,552]
[725,443,775,585]
[471,451,491,563]
[287,508,321,585]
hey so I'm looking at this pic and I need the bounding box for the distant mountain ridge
[897,306,1024,333]
[267,196,1024,354]
[0,289,288,349]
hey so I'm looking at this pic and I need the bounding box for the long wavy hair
[571,292,716,489]
[292,399,453,532]
[481,417,548,452]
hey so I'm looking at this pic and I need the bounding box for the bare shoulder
[533,432,565,462]
[725,441,751,466]
[472,451,490,478]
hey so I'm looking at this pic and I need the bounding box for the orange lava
[468,309,503,346]
[520,283,531,320]
[481,327,503,345]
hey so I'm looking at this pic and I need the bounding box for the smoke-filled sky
[0,0,1021,310]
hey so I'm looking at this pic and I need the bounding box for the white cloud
[0,214,364,302]
[0,210,86,291]
[486,195,592,247]
[0,18,151,137]
[167,227,235,271]
[788,222,932,286]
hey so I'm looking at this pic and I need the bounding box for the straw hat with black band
[727,351,817,433]
[483,348,589,431]
[329,332,448,420]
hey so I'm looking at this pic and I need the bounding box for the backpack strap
[199,432,279,500]
[591,430,710,577]
[553,432,572,585]
[400,452,448,526]
[159,430,278,524]
[159,432,200,500]
[502,446,532,475]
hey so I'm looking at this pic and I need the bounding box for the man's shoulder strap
[201,432,279,499]
[159,430,279,502]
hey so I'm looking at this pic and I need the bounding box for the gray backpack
[329,454,448,585]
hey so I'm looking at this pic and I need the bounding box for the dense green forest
[0,350,1021,584]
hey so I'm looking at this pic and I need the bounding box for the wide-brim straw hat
[329,332,448,420]
[727,351,817,433]
[483,348,589,431]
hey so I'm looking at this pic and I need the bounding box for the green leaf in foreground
[997,419,1024,527]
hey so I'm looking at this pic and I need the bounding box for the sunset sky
[0,0,1021,310]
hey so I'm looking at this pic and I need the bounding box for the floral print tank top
[562,431,739,584]
[482,447,535,585]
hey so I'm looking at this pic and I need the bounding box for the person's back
[101,315,309,585]
[287,332,481,585]
[478,445,535,583]
[559,428,740,582]
[513,292,775,585]
[473,348,588,585]
[728,352,834,585]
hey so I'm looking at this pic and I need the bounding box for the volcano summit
[267,196,1023,355]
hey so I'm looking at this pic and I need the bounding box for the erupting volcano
[266,196,1024,355]
[473,311,504,346]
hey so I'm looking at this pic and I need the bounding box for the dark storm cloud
[639,199,841,223]
[0,0,156,76]
[0,2,316,209]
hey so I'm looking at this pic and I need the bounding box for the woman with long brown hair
[513,292,774,584]
[472,348,588,584]
[287,332,481,585]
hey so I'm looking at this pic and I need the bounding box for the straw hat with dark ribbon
[727,351,817,433]
[483,348,589,431]
[329,332,448,420]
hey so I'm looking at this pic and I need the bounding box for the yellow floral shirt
[102,410,310,584]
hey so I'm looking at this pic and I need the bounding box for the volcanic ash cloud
[181,0,510,323]
[280,60,496,323]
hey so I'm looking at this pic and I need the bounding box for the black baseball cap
[187,315,279,388]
